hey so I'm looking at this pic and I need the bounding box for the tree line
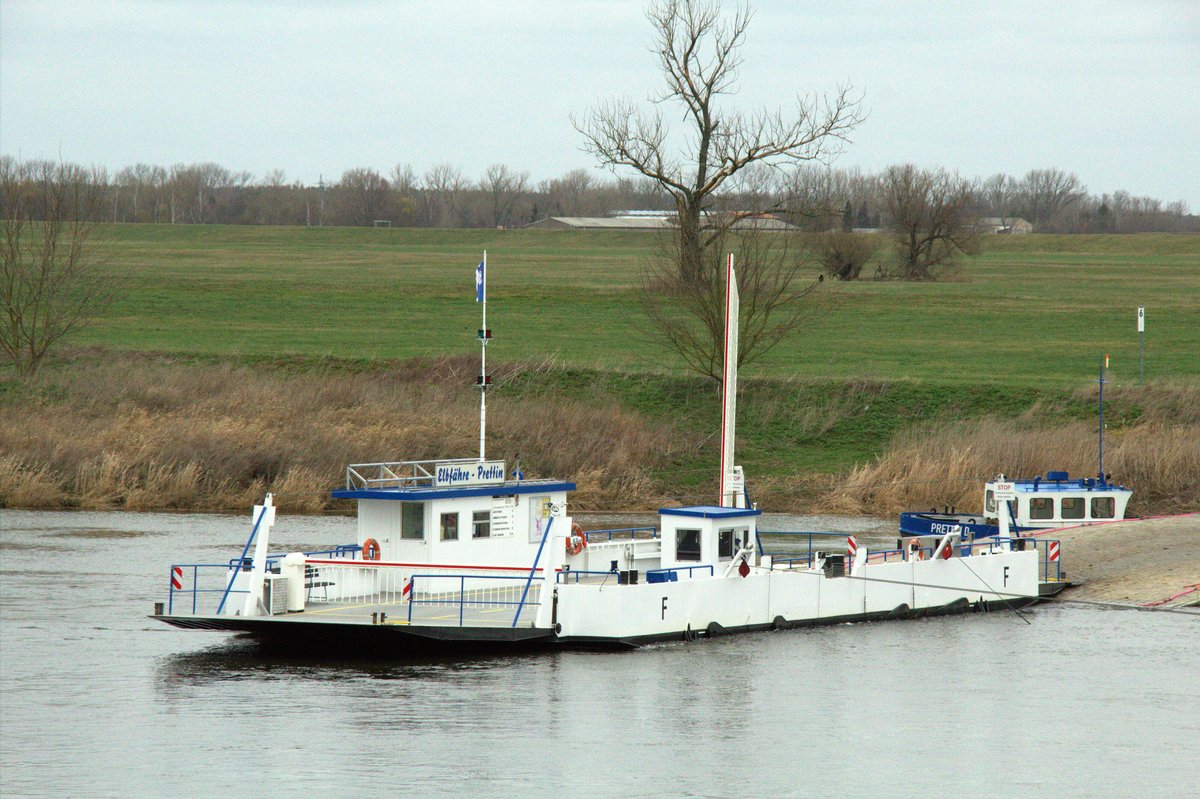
[1,155,1195,235]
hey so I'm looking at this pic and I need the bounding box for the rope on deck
[1140,584,1200,607]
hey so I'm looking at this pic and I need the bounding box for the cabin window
[676,529,701,561]
[1061,497,1085,520]
[985,490,996,514]
[1091,496,1115,519]
[1029,497,1054,520]
[440,512,459,541]
[718,529,734,559]
[472,510,491,538]
[401,503,425,540]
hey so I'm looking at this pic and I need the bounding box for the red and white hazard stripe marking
[1048,541,1060,562]
[847,535,858,558]
[402,578,412,598]
[171,566,183,590]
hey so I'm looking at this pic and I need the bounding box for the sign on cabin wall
[434,460,506,487]
[491,495,516,537]
[530,496,556,542]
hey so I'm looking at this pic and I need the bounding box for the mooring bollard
[153,602,164,616]
[371,612,378,625]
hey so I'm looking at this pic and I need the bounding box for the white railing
[301,559,544,621]
[344,458,479,490]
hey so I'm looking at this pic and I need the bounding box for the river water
[1,509,1196,799]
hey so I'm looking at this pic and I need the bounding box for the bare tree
[422,163,467,227]
[641,220,820,382]
[814,229,879,280]
[1018,168,1085,231]
[880,164,980,280]
[539,168,596,217]
[479,164,529,228]
[574,0,862,283]
[389,163,420,226]
[981,172,1018,223]
[334,167,390,226]
[1,158,117,375]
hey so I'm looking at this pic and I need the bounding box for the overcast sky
[2,0,1197,207]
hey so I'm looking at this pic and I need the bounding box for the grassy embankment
[1,225,1197,514]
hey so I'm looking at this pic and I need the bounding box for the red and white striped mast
[718,253,743,508]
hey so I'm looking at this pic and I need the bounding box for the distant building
[979,216,1033,234]
[525,212,796,231]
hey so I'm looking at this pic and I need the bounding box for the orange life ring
[565,523,587,556]
[362,538,381,561]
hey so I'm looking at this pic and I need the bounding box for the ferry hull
[153,550,1041,651]
[151,593,1040,652]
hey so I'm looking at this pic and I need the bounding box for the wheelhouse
[984,471,1131,528]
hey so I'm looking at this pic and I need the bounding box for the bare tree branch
[2,157,118,375]
[573,0,863,285]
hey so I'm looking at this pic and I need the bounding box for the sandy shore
[1033,514,1200,608]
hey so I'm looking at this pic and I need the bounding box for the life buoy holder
[565,523,587,556]
[362,538,381,561]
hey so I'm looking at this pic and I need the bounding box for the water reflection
[156,638,536,687]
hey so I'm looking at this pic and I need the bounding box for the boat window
[985,490,996,514]
[1029,497,1054,520]
[1091,496,1115,519]
[718,529,734,559]
[440,512,459,541]
[401,503,425,540]
[472,510,491,538]
[1061,497,1084,520]
[676,529,701,561]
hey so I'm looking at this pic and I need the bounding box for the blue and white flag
[475,259,485,302]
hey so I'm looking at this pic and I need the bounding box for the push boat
[899,472,1132,540]
[152,253,1065,652]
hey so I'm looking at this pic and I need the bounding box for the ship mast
[719,253,743,507]
[476,252,490,461]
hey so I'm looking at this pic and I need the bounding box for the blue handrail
[215,503,269,615]
[556,569,620,584]
[406,573,544,626]
[645,564,715,580]
[583,526,658,542]
[227,544,361,570]
[513,516,553,628]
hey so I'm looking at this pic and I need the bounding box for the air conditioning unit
[262,575,289,615]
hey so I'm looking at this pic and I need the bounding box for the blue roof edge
[658,505,762,518]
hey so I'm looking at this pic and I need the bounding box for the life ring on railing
[361,538,381,561]
[565,523,587,556]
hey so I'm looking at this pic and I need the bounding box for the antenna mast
[476,252,490,460]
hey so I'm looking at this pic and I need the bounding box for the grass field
[3,225,1197,514]
[83,225,1200,387]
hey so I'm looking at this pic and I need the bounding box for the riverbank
[2,351,1198,515]
[1042,514,1200,608]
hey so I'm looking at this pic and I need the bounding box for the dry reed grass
[815,414,1200,517]
[0,354,691,512]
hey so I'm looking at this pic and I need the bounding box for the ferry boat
[152,253,1058,651]
[900,472,1133,540]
